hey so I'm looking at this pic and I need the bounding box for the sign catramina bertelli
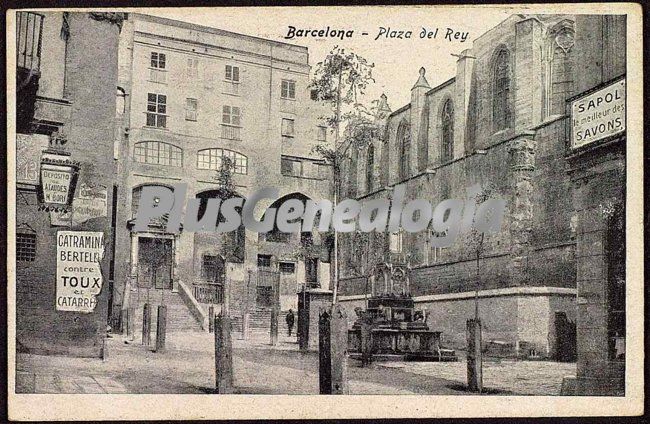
[56,231,105,313]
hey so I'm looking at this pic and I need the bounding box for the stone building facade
[111,14,332,329]
[561,15,626,395]
[336,14,625,359]
[14,12,123,357]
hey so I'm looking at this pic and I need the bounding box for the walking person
[286,309,295,336]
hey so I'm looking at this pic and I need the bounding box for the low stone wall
[338,286,576,359]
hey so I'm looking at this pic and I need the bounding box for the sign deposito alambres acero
[570,78,626,150]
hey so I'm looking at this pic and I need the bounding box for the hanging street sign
[38,151,80,212]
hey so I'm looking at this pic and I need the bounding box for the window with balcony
[224,65,240,95]
[133,141,182,166]
[146,93,167,128]
[149,52,167,83]
[221,105,241,139]
[16,12,44,72]
[185,98,198,121]
[281,118,295,137]
[197,148,248,174]
[281,80,296,99]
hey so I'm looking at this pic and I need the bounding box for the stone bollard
[318,304,349,394]
[242,312,250,340]
[270,308,279,346]
[360,319,372,367]
[208,306,214,333]
[466,318,483,393]
[142,303,151,346]
[298,308,309,352]
[214,314,233,393]
[127,307,135,340]
[155,305,167,353]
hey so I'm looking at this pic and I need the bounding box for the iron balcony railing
[193,282,223,304]
[16,12,44,72]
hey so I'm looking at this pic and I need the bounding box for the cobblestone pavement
[377,357,576,395]
[15,331,575,395]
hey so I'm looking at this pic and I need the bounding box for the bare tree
[308,46,377,303]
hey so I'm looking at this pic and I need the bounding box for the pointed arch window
[441,99,454,162]
[397,121,410,181]
[366,143,375,192]
[349,148,359,197]
[492,49,511,132]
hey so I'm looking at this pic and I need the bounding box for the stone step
[131,290,203,332]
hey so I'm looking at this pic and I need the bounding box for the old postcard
[6,3,644,420]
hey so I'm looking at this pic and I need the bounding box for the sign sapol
[56,231,105,313]
[570,78,626,149]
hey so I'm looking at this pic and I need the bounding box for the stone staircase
[230,307,293,334]
[132,289,204,333]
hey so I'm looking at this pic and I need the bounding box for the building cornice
[339,286,577,303]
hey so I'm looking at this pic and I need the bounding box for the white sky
[145,6,516,110]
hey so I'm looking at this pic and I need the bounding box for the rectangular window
[186,57,199,78]
[281,157,302,177]
[317,126,327,141]
[224,65,240,95]
[146,93,167,128]
[17,232,36,262]
[305,258,318,283]
[151,52,166,69]
[257,254,272,268]
[279,262,295,274]
[225,65,240,82]
[281,80,296,99]
[185,98,198,121]
[281,118,295,137]
[310,89,319,101]
[221,106,241,139]
[201,255,220,281]
[150,52,167,83]
[222,105,241,126]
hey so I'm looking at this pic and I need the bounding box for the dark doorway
[138,237,173,289]
[554,311,577,362]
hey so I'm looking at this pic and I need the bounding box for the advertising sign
[39,152,79,211]
[570,78,626,149]
[51,184,108,226]
[56,231,105,313]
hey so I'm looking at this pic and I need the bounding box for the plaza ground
[15,330,576,395]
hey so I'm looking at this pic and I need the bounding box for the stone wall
[16,12,122,357]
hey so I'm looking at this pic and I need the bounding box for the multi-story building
[14,11,124,357]
[336,13,626,363]
[112,14,332,331]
